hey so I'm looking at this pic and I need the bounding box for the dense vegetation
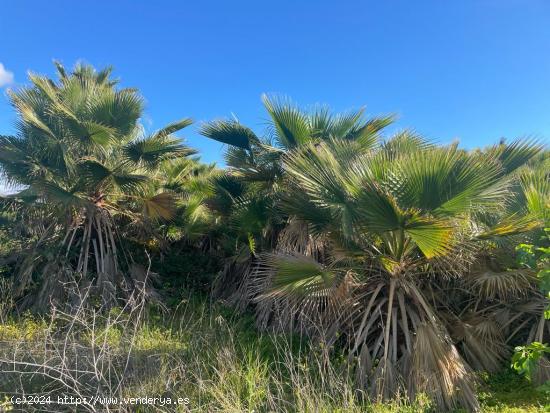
[0,63,548,412]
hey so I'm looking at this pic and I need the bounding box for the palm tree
[451,147,550,383]
[252,136,546,410]
[199,95,395,304]
[200,95,394,195]
[0,62,194,310]
[148,155,226,253]
[201,95,549,409]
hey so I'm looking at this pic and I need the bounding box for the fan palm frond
[200,119,259,150]
[469,269,535,300]
[123,134,195,169]
[259,252,339,298]
[262,94,311,149]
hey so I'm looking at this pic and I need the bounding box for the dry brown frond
[469,269,535,300]
[409,323,479,412]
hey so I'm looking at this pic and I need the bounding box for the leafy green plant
[512,343,550,397]
[512,342,550,380]
[515,229,550,318]
[511,230,550,394]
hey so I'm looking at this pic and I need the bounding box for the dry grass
[0,289,547,412]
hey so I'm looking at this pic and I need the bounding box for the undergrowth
[0,297,548,412]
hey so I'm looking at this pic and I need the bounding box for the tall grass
[0,286,434,412]
[0,283,546,412]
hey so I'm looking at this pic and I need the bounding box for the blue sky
[1,0,549,164]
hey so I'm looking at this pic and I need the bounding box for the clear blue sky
[1,0,549,164]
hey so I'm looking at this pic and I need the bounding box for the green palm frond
[95,66,115,85]
[111,172,148,193]
[520,166,550,221]
[283,140,460,258]
[309,105,334,138]
[355,183,403,233]
[72,62,118,87]
[151,118,193,139]
[404,214,453,258]
[224,146,253,169]
[330,109,365,138]
[476,213,542,240]
[489,138,544,175]
[394,145,507,215]
[77,159,149,195]
[8,92,57,139]
[34,180,85,207]
[206,174,246,217]
[53,60,68,79]
[78,121,118,146]
[123,135,194,169]
[260,253,338,297]
[382,130,430,159]
[344,114,395,148]
[27,73,60,103]
[284,142,349,204]
[214,174,246,198]
[78,159,113,188]
[262,94,311,148]
[200,119,259,150]
[230,195,274,236]
[0,135,29,164]
[87,89,144,136]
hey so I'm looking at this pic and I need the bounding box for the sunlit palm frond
[53,60,68,79]
[394,145,507,216]
[488,138,544,175]
[410,323,479,412]
[262,94,311,149]
[141,192,177,220]
[87,88,144,137]
[259,252,339,298]
[382,130,430,160]
[8,91,58,140]
[403,214,453,259]
[519,165,550,222]
[344,114,395,149]
[475,213,542,240]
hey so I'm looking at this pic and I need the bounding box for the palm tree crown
[0,62,194,309]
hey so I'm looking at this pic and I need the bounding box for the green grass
[476,369,549,412]
[0,298,548,412]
